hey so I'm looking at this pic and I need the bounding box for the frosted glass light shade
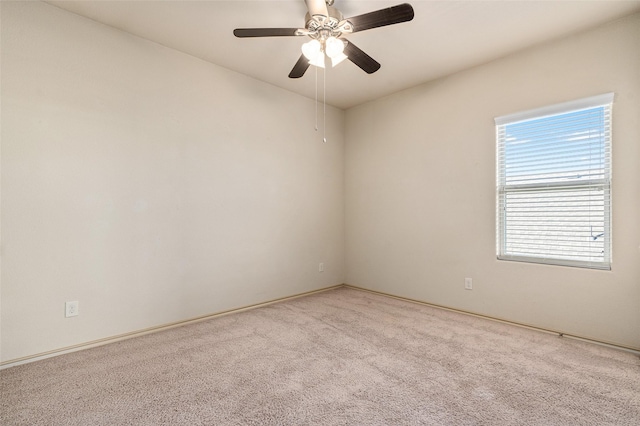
[309,54,325,68]
[325,37,345,59]
[331,52,348,67]
[301,39,322,60]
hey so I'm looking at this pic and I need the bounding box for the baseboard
[0,284,344,369]
[343,284,640,356]
[4,282,636,369]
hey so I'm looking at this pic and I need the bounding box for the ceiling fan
[233,0,414,78]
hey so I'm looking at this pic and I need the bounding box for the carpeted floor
[1,287,639,425]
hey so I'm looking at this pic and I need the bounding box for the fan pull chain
[314,66,318,131]
[323,67,327,143]
[312,65,326,143]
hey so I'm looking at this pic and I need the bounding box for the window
[495,93,613,270]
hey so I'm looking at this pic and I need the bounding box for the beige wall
[2,2,638,364]
[1,1,345,362]
[346,13,640,350]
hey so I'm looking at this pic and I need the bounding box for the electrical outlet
[319,263,324,272]
[464,278,473,290]
[65,301,79,317]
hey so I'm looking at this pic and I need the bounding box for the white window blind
[496,93,613,270]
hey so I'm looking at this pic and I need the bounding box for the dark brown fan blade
[344,40,381,74]
[289,55,310,78]
[233,28,301,38]
[347,3,414,33]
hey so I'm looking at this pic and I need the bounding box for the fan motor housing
[305,6,344,32]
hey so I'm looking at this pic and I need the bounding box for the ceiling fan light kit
[234,0,414,78]
[301,36,346,69]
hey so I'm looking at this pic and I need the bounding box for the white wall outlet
[65,301,79,317]
[464,278,473,290]
[319,263,324,272]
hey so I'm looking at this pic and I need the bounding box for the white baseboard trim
[1,284,343,369]
[5,283,636,369]
[344,284,640,356]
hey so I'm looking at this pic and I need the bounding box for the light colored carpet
[1,287,639,425]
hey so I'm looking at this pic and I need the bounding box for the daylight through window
[495,93,613,269]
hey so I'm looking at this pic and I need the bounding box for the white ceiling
[46,0,640,109]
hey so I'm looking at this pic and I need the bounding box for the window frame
[495,93,613,270]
